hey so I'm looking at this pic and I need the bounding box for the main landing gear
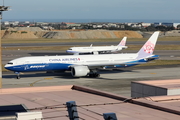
[15,72,20,79]
[88,70,100,78]
[89,73,100,78]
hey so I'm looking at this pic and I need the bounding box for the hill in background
[2,27,143,39]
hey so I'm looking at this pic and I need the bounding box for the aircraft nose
[4,64,14,71]
[4,64,8,67]
[66,50,75,54]
[66,50,70,53]
[4,64,9,69]
[4,65,9,70]
[4,62,13,69]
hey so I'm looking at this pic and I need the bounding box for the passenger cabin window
[8,62,13,65]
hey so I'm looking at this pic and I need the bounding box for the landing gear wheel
[15,72,20,79]
[89,73,100,78]
[89,74,93,77]
[16,75,20,79]
[96,74,100,78]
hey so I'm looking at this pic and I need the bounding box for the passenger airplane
[66,37,127,54]
[5,31,160,79]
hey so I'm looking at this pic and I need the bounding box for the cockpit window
[68,49,72,50]
[7,62,13,65]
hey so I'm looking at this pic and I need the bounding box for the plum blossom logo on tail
[120,40,125,46]
[143,41,155,53]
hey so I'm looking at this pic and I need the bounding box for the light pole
[0,5,10,88]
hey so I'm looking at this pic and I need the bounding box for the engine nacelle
[71,66,90,77]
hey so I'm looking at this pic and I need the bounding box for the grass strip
[2,36,180,44]
[2,45,180,51]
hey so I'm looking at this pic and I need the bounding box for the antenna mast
[0,0,10,88]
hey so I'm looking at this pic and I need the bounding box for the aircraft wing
[69,61,137,69]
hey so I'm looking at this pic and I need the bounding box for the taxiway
[2,41,180,97]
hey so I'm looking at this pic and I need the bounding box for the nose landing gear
[15,72,20,79]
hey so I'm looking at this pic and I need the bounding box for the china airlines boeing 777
[5,31,160,79]
[66,37,127,54]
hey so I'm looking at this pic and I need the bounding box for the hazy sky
[2,0,180,21]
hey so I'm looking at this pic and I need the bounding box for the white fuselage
[66,46,127,54]
[5,53,139,72]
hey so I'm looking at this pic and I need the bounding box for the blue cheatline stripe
[5,63,73,72]
[105,56,159,68]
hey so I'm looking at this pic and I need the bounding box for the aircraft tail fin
[118,37,127,46]
[113,37,127,52]
[136,31,160,59]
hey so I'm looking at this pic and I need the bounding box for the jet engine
[71,66,90,77]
